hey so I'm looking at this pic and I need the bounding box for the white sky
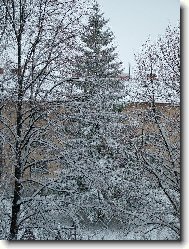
[97,0,180,74]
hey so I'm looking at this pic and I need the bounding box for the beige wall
[0,101,180,181]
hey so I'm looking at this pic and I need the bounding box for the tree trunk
[9,177,22,240]
[9,80,23,240]
[9,14,23,239]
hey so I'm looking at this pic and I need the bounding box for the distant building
[147,73,158,81]
[118,73,130,81]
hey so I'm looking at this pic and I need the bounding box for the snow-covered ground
[0,194,179,240]
[78,226,178,240]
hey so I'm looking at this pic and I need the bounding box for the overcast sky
[97,0,180,74]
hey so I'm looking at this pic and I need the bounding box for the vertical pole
[128,63,131,80]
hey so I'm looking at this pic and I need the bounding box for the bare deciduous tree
[132,23,180,238]
[0,0,91,240]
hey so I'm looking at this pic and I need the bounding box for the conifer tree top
[76,1,124,83]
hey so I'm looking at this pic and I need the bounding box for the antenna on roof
[128,63,131,80]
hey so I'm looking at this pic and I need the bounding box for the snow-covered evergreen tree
[74,1,124,93]
[58,2,129,227]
